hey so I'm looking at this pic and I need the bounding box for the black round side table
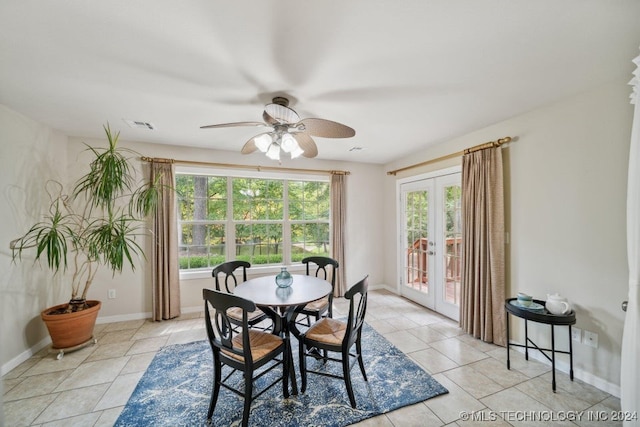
[505,298,576,392]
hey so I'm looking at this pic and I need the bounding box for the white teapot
[546,293,571,315]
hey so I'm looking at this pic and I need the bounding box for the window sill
[180,264,306,281]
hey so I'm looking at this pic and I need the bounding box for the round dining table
[233,274,332,394]
[233,274,331,308]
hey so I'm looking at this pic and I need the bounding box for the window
[176,172,330,272]
[289,180,331,262]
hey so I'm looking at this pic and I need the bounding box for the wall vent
[123,119,156,130]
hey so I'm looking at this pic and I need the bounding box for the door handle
[622,301,628,312]
[428,251,435,256]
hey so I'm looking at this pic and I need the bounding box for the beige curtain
[330,173,347,296]
[150,161,181,321]
[460,147,506,345]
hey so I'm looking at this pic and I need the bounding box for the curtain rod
[140,157,350,175]
[386,136,514,176]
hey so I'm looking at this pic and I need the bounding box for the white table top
[233,274,331,308]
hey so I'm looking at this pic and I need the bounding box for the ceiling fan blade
[264,103,300,124]
[297,118,355,138]
[241,139,258,154]
[200,121,267,129]
[293,133,318,158]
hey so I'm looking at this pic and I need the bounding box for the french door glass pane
[406,190,429,293]
[443,185,462,305]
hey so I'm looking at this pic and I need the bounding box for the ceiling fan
[201,97,355,160]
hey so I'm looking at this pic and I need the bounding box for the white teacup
[517,293,533,307]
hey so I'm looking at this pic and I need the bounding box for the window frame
[176,166,330,280]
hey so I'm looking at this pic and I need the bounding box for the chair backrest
[343,275,369,346]
[203,288,254,363]
[302,256,338,291]
[212,260,251,293]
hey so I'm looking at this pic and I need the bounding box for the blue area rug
[115,323,448,427]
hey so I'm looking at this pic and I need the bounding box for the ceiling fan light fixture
[281,133,305,158]
[266,143,281,161]
[290,145,305,159]
[201,96,355,160]
[254,134,272,152]
[280,133,298,153]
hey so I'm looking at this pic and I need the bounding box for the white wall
[0,106,69,373]
[382,80,632,394]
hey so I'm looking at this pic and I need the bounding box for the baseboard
[181,306,203,314]
[369,283,397,293]
[2,307,198,376]
[95,311,152,324]
[2,312,153,376]
[1,336,51,376]
[2,306,207,376]
[511,346,621,397]
[96,305,208,323]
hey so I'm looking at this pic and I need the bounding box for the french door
[399,169,462,320]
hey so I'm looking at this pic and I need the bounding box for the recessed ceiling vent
[123,119,156,130]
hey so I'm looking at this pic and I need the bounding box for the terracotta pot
[41,300,101,349]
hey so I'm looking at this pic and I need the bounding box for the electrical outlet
[584,330,598,348]
[571,327,582,343]
[108,289,116,299]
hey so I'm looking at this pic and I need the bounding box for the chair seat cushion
[226,307,265,322]
[303,296,329,312]
[305,317,346,346]
[223,330,283,362]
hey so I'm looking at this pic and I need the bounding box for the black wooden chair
[298,256,339,326]
[212,260,271,330]
[203,288,290,427]
[298,275,369,408]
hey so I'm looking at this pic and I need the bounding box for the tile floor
[2,289,620,426]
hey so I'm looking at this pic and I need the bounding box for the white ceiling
[1,1,639,164]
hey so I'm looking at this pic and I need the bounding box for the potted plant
[11,124,159,353]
